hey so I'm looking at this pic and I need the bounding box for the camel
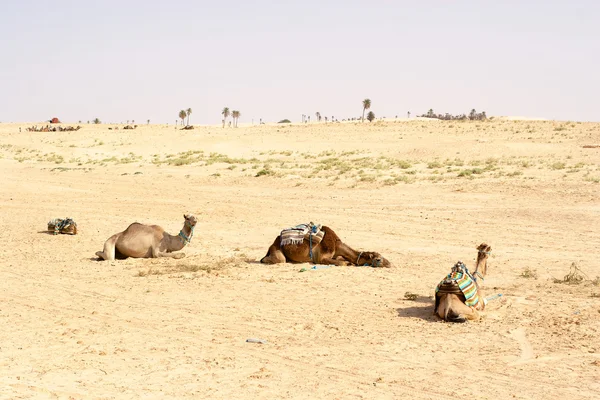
[95,214,197,261]
[260,225,392,267]
[434,243,492,323]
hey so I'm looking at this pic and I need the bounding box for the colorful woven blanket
[435,261,482,308]
[48,218,78,235]
[280,222,324,246]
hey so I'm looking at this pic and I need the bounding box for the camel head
[475,243,492,277]
[183,214,198,227]
[356,251,392,268]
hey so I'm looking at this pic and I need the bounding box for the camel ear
[183,214,189,220]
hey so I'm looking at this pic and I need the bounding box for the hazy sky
[1,0,598,123]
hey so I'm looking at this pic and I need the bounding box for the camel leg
[260,246,286,264]
[96,233,120,261]
[159,252,186,259]
[151,246,186,259]
[319,257,350,266]
[260,238,286,264]
[437,294,480,323]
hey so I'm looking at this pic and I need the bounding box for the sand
[0,119,599,399]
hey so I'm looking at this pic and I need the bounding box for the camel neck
[337,242,360,262]
[178,221,194,246]
[474,254,488,278]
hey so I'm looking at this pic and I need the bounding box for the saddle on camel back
[434,261,484,314]
[48,218,78,235]
[279,222,324,247]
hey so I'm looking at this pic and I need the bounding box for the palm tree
[362,98,371,122]
[367,111,375,122]
[469,109,477,120]
[231,110,241,127]
[147,119,150,124]
[93,118,101,124]
[222,107,230,128]
[179,110,186,125]
[186,108,192,126]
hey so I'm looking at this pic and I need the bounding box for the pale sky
[1,0,598,124]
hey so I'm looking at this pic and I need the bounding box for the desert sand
[0,119,599,399]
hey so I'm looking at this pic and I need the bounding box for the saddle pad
[435,261,481,308]
[48,218,78,235]
[280,222,323,246]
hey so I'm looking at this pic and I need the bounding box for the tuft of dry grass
[520,267,538,279]
[553,262,589,285]
[404,292,419,301]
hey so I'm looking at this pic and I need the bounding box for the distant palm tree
[231,110,240,127]
[367,111,375,122]
[186,108,192,126]
[222,107,230,128]
[362,99,371,122]
[147,119,150,124]
[93,118,101,124]
[179,110,186,125]
[469,109,477,120]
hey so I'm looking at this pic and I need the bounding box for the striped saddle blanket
[435,261,482,309]
[280,222,324,246]
[48,218,78,235]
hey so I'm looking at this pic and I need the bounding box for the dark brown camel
[260,225,392,267]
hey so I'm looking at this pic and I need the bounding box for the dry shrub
[404,292,418,301]
[553,263,589,285]
[520,267,538,279]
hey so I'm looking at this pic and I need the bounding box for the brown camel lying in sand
[96,214,197,261]
[260,225,392,267]
[434,243,491,323]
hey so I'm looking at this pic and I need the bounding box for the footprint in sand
[508,327,534,365]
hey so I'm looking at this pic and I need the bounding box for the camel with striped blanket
[260,225,392,267]
[434,243,491,322]
[96,214,197,261]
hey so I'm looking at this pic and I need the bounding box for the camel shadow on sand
[396,296,438,322]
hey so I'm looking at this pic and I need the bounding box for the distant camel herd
[85,214,492,323]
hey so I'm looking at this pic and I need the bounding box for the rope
[309,231,313,263]
[356,251,382,267]
[356,252,363,265]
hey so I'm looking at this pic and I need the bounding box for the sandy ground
[1,119,599,399]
